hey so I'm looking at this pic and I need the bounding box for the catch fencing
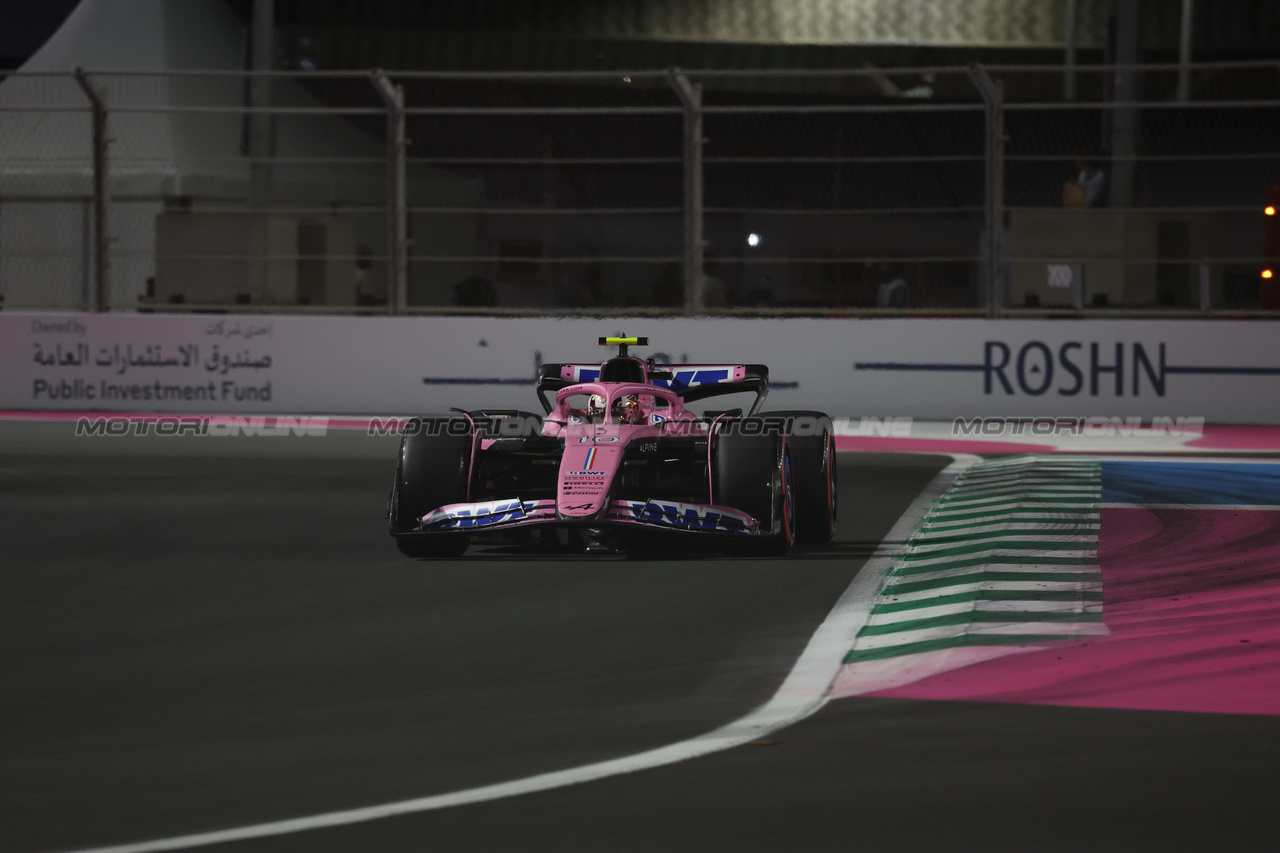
[0,61,1276,316]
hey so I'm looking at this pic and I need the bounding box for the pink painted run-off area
[1187,424,1280,451]
[863,507,1280,716]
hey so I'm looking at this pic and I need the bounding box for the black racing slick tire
[768,411,837,544]
[714,419,794,556]
[389,416,473,558]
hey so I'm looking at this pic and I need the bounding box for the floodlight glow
[747,233,761,247]
[1266,206,1276,216]
[1263,269,1274,280]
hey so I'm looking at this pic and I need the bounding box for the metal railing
[0,62,1277,317]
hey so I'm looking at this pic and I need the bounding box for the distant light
[622,76,632,83]
[747,233,761,247]
[300,58,316,70]
[1266,206,1276,216]
[1263,269,1274,279]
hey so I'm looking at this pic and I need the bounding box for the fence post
[1064,0,1078,100]
[248,0,274,207]
[668,68,704,315]
[74,69,110,312]
[1110,0,1141,208]
[969,65,1005,318]
[372,71,408,315]
[1177,0,1195,102]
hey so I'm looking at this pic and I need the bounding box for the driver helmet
[587,394,607,418]
[613,394,641,424]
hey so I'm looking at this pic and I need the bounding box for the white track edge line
[60,455,979,853]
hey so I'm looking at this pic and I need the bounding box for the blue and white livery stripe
[610,500,754,533]
[420,499,527,530]
[568,365,735,388]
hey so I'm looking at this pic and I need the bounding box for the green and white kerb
[845,456,1107,664]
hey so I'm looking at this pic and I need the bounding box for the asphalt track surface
[2,423,1275,852]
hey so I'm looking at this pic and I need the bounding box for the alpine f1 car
[388,336,837,557]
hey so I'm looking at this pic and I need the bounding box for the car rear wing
[537,363,770,415]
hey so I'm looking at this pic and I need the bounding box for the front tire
[715,419,793,556]
[389,416,474,558]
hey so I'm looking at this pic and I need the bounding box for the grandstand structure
[0,0,1276,315]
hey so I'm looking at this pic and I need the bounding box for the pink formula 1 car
[389,336,837,557]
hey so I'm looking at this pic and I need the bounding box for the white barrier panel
[2,313,1278,422]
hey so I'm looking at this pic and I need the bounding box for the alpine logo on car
[420,499,526,529]
[616,500,753,533]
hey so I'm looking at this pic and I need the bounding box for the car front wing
[415,497,758,536]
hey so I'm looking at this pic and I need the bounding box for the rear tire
[389,416,474,558]
[715,419,793,556]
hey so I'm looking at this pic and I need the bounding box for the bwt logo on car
[424,499,525,529]
[856,341,1280,398]
[622,501,750,532]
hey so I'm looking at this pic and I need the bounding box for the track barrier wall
[3,312,1278,422]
